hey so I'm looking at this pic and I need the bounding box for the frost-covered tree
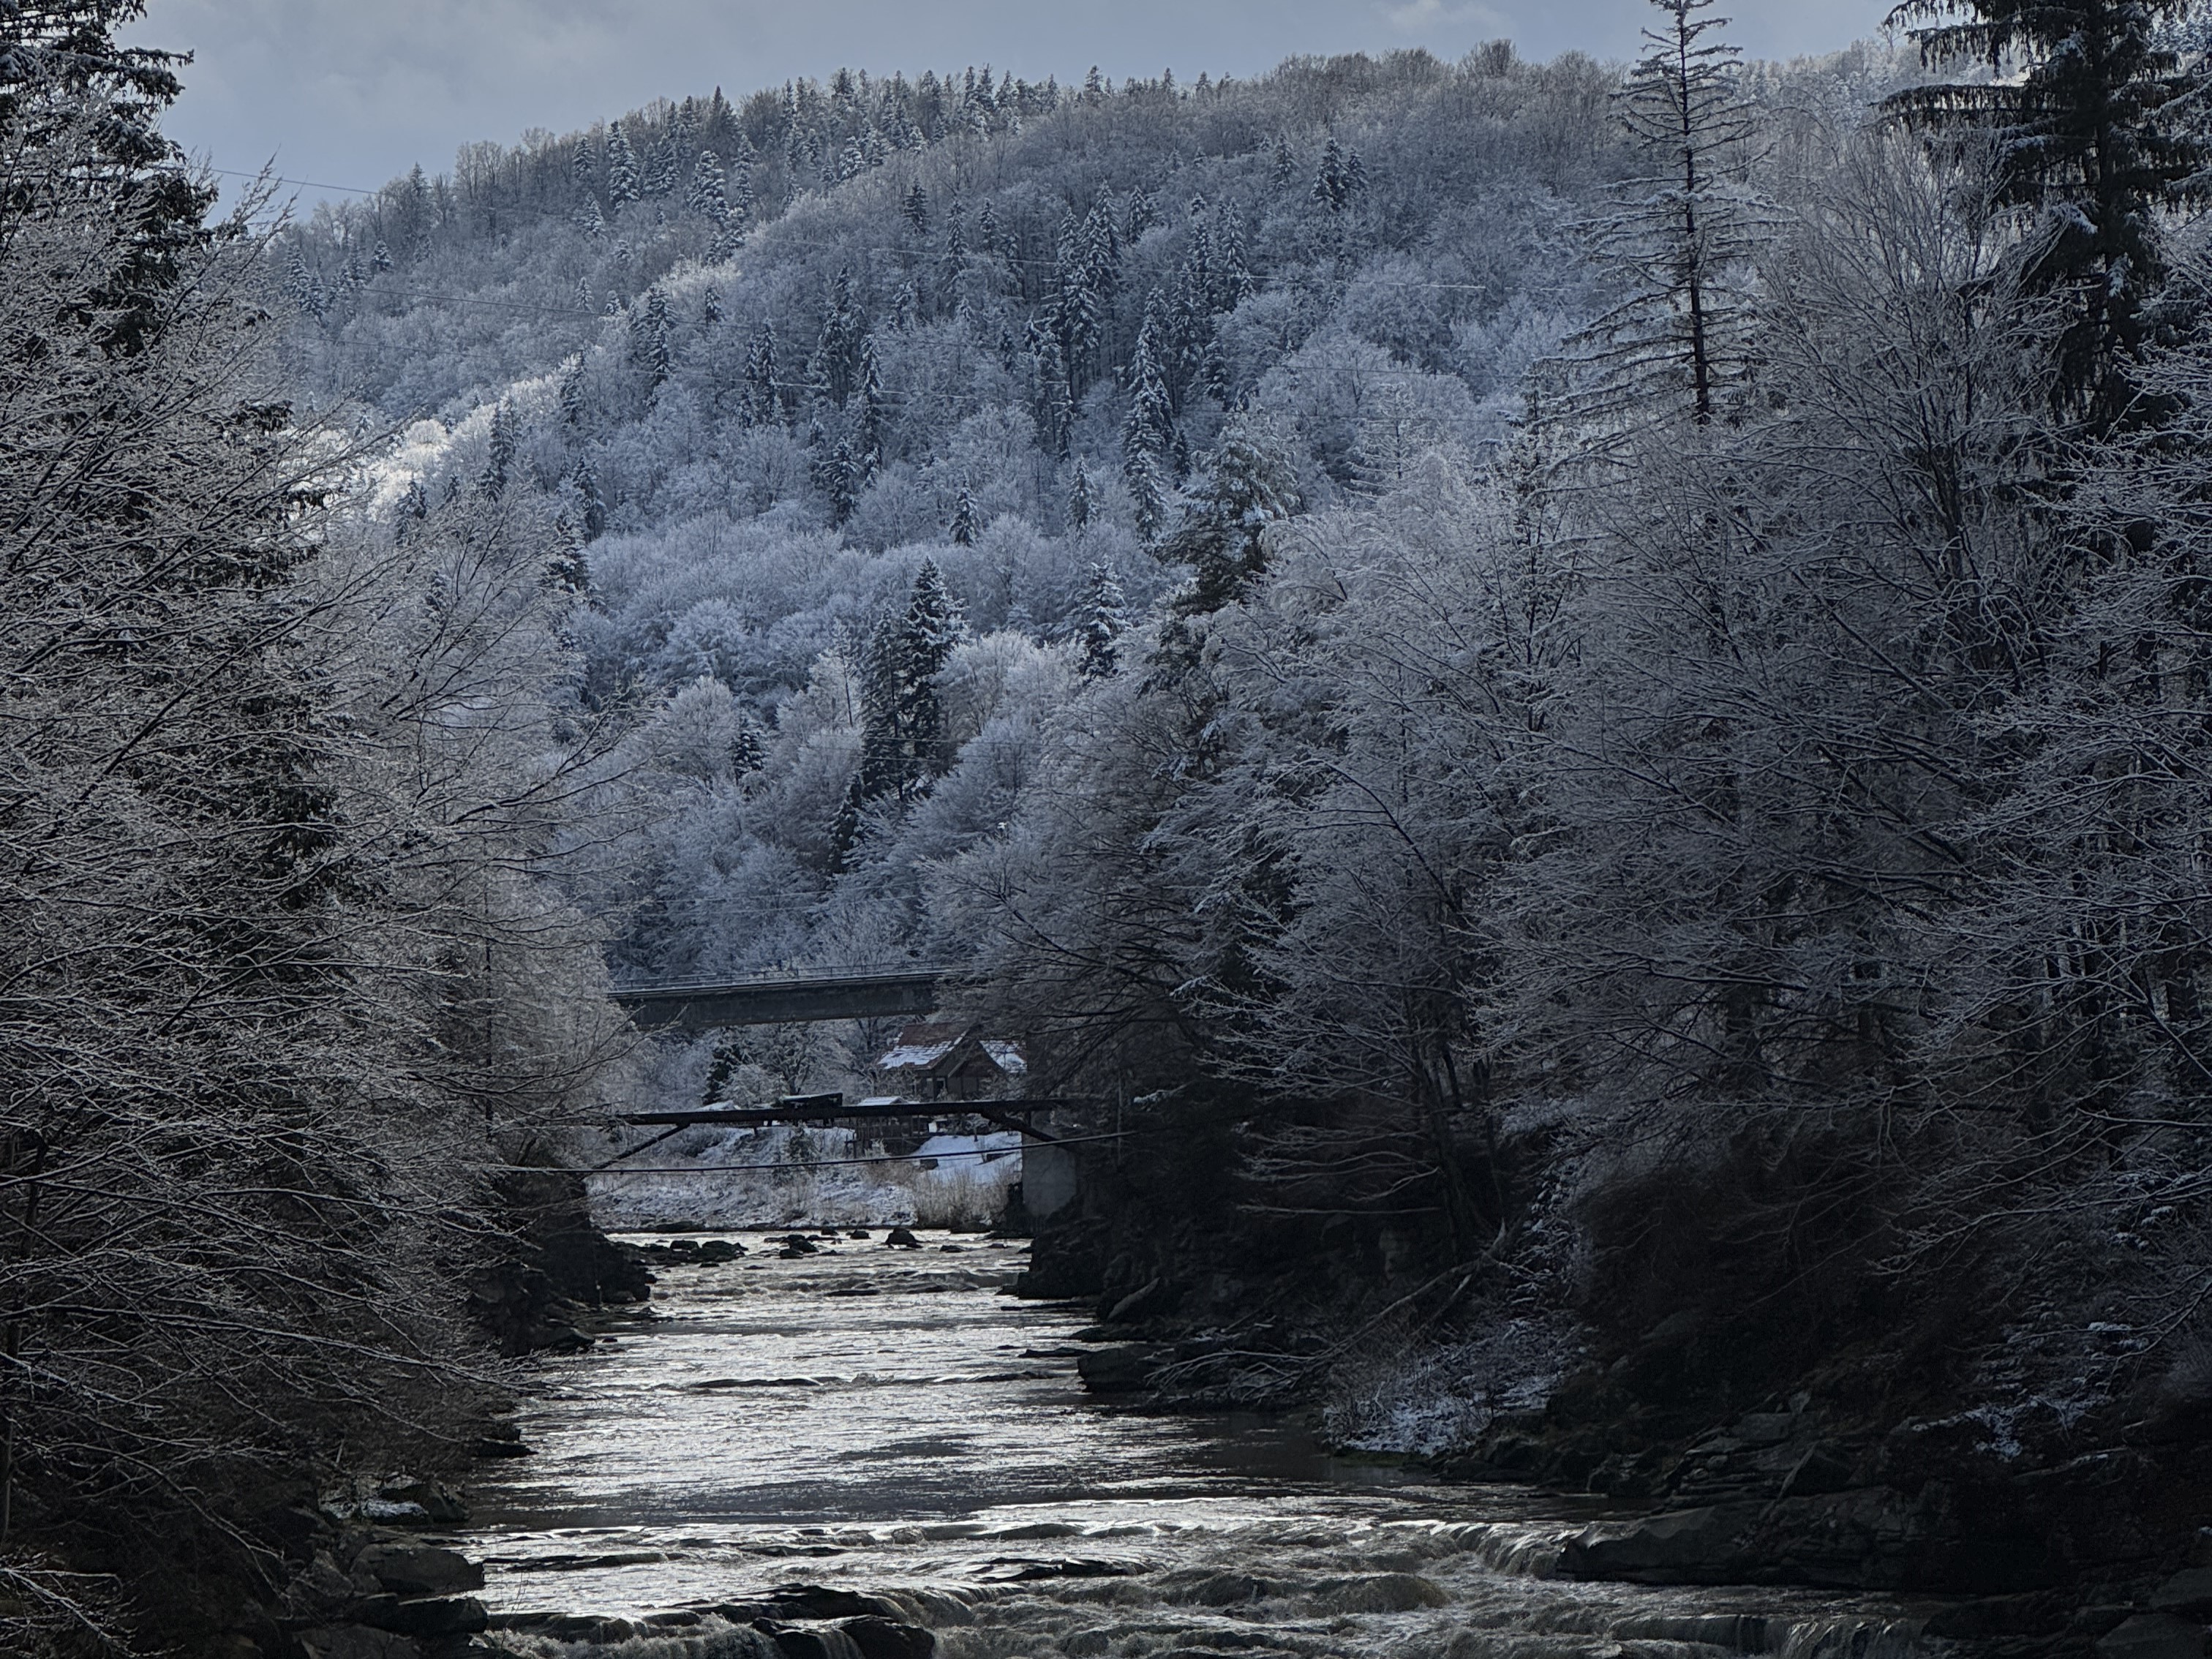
[949,482,981,546]
[1077,560,1129,675]
[685,148,728,221]
[809,267,867,405]
[1313,136,1353,212]
[1573,0,1772,429]
[741,320,781,426]
[1161,421,1301,617]
[1122,296,1178,478]
[572,456,609,540]
[632,285,672,388]
[1886,0,2208,421]
[606,118,642,206]
[478,397,517,499]
[857,560,968,805]
[1068,457,1094,530]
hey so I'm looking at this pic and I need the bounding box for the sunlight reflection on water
[462,1231,1936,1658]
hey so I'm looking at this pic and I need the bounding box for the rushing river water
[465,1230,1936,1659]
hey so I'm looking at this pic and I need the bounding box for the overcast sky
[124,1,1896,207]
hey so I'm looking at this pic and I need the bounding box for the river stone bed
[459,1232,1941,1659]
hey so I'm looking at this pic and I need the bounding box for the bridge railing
[611,960,958,999]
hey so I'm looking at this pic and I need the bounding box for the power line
[576,1126,1126,1176]
[208,165,385,198]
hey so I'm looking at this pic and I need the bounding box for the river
[464,1230,1936,1659]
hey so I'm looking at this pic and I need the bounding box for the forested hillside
[15,0,2212,1644]
[274,35,1908,1048]
[274,0,2212,1520]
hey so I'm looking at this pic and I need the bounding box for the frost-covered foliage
[279,42,1921,1000]
[0,8,633,1649]
[280,0,2212,1455]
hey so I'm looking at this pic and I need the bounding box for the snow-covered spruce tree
[809,267,867,406]
[858,560,968,807]
[1159,421,1302,620]
[633,285,672,389]
[605,118,642,206]
[1077,560,1129,676]
[1886,0,2209,425]
[741,320,780,426]
[685,148,728,222]
[1572,0,1773,431]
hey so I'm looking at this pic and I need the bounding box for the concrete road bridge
[611,963,950,1032]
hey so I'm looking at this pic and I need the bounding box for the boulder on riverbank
[470,1167,652,1356]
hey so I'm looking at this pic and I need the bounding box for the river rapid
[464,1231,1938,1659]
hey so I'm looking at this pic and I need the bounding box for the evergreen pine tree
[1161,422,1301,615]
[1124,186,1159,241]
[606,120,642,206]
[895,558,964,783]
[572,458,609,541]
[547,515,590,593]
[686,150,728,222]
[1122,296,1178,473]
[559,355,587,429]
[1572,0,1771,429]
[1077,560,1129,676]
[1068,459,1094,530]
[903,181,930,235]
[731,713,767,777]
[826,438,859,522]
[285,246,316,312]
[728,136,756,226]
[829,770,867,873]
[1127,449,1168,546]
[949,484,980,546]
[742,322,780,426]
[854,332,886,472]
[1214,212,1254,309]
[1313,138,1351,211]
[809,268,866,405]
[1036,337,1074,459]
[1272,135,1295,186]
[396,478,429,540]
[643,130,679,198]
[477,400,516,500]
[1887,0,2208,421]
[633,286,672,389]
[371,238,393,273]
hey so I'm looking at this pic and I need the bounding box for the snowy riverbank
[584,1124,1023,1230]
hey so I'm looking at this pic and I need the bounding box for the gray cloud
[124,0,1892,203]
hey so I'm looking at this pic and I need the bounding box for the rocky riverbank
[1017,1111,2212,1657]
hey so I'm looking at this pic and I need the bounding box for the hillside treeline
[279,0,2212,1467]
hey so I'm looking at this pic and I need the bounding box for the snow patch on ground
[1323,1315,1584,1459]
[584,1124,1022,1230]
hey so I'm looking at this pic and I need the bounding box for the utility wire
[576,1127,1127,1176]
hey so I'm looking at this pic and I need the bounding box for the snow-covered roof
[873,1022,1028,1076]
[876,1039,960,1070]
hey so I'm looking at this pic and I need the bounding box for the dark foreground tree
[0,29,626,1655]
[1886,0,2210,423]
